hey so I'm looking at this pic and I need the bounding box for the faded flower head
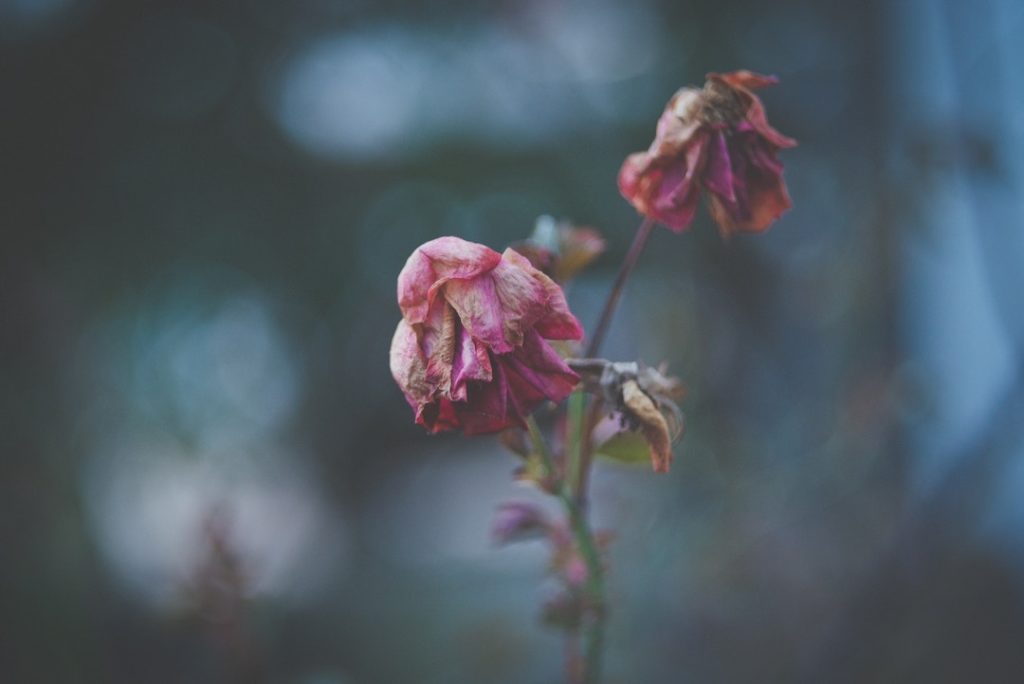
[390,236,584,435]
[570,359,685,473]
[619,70,797,237]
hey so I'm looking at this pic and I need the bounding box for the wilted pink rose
[390,236,584,435]
[619,70,797,237]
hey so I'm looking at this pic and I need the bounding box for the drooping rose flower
[390,236,584,435]
[619,70,797,237]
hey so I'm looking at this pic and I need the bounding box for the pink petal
[397,237,501,325]
[502,249,584,342]
[442,272,510,353]
[500,329,579,404]
[648,134,709,232]
[708,137,791,236]
[706,71,797,150]
[703,130,735,202]
[420,397,461,433]
[450,324,492,401]
[444,249,573,353]
[618,152,652,204]
[458,360,516,434]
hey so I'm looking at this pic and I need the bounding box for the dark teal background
[4,0,1024,682]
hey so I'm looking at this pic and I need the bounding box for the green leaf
[595,430,650,466]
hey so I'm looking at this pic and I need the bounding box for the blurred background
[4,0,1024,681]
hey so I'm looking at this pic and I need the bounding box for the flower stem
[525,415,557,478]
[565,391,586,497]
[585,217,656,358]
[561,490,606,684]
[526,414,606,683]
[536,217,654,683]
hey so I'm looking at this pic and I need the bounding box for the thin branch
[585,217,656,358]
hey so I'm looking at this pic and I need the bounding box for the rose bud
[512,215,607,284]
[491,501,550,546]
[619,70,797,237]
[390,236,584,435]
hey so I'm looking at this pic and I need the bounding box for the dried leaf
[622,379,673,473]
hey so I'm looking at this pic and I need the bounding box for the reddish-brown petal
[707,71,796,150]
[618,151,652,207]
[453,332,579,435]
[419,396,461,433]
[501,328,579,404]
[702,130,736,203]
[649,133,710,232]
[707,70,779,91]
[450,324,493,401]
[707,157,791,235]
[456,360,515,434]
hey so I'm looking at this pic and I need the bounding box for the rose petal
[501,329,579,404]
[443,271,511,353]
[450,324,492,400]
[457,360,516,434]
[708,140,791,235]
[646,133,710,232]
[502,249,584,341]
[703,130,735,202]
[397,237,502,324]
[389,319,431,407]
[706,72,796,150]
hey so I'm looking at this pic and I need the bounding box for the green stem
[530,409,606,683]
[564,488,606,675]
[562,217,657,680]
[565,391,585,498]
[565,381,608,679]
[525,415,558,481]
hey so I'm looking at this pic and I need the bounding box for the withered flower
[619,71,797,237]
[390,237,584,435]
[569,359,685,473]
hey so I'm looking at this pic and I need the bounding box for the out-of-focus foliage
[3,0,1024,682]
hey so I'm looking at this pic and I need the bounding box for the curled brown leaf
[621,379,673,473]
